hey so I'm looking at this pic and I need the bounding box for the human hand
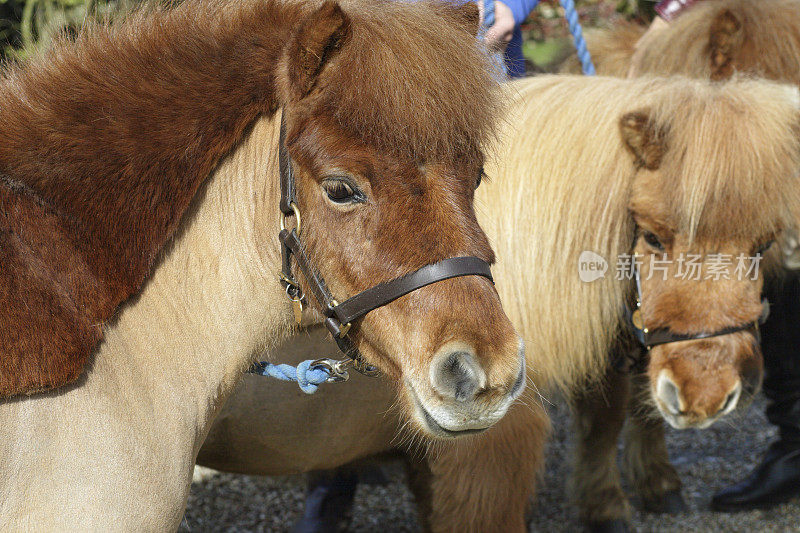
[484,1,515,52]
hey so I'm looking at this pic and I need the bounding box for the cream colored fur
[0,116,292,531]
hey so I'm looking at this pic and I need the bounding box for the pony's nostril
[719,381,742,415]
[432,351,483,402]
[656,372,683,416]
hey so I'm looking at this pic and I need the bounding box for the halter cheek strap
[276,113,494,375]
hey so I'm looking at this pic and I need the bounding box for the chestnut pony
[0,0,526,529]
[562,1,800,527]
[198,74,800,532]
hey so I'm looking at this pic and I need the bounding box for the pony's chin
[659,410,721,430]
[403,382,490,439]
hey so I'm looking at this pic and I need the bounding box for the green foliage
[0,0,137,59]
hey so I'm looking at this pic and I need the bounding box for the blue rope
[249,360,331,394]
[559,0,595,75]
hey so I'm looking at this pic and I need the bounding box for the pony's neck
[95,116,291,451]
[0,0,303,306]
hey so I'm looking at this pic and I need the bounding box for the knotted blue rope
[249,360,332,394]
[481,0,595,76]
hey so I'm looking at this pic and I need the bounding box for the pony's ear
[619,111,668,170]
[284,1,351,101]
[709,9,743,81]
[436,2,481,37]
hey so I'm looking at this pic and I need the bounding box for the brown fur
[619,111,669,170]
[408,398,549,533]
[566,0,800,86]
[0,0,501,398]
[635,0,800,84]
[570,367,632,524]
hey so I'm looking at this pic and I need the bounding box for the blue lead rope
[249,360,332,394]
[559,0,596,75]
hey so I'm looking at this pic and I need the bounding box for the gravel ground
[181,395,800,532]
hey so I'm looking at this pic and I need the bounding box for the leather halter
[276,114,494,374]
[624,262,770,351]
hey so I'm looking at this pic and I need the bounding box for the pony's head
[269,1,523,437]
[620,79,800,429]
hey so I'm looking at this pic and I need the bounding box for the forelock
[651,77,800,242]
[314,0,501,165]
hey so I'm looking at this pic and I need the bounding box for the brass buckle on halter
[310,358,351,383]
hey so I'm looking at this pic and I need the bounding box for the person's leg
[291,468,359,533]
[712,268,800,511]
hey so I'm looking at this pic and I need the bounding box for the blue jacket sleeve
[500,0,540,25]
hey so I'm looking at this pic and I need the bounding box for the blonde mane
[480,75,800,390]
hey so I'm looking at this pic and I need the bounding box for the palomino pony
[562,1,800,527]
[198,74,800,532]
[0,1,527,529]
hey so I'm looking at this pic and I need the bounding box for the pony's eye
[754,240,775,256]
[322,178,364,205]
[642,231,665,252]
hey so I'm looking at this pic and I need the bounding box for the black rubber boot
[291,469,358,533]
[711,270,800,512]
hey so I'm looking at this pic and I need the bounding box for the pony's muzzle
[407,339,526,438]
[655,370,742,429]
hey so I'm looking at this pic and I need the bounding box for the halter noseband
[624,262,770,351]
[276,114,494,375]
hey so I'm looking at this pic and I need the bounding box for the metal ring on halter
[280,202,302,234]
[279,271,304,300]
[310,358,351,383]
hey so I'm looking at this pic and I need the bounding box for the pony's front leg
[569,362,632,532]
[408,394,549,533]
[623,373,686,514]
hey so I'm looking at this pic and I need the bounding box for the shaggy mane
[650,76,800,242]
[481,75,800,390]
